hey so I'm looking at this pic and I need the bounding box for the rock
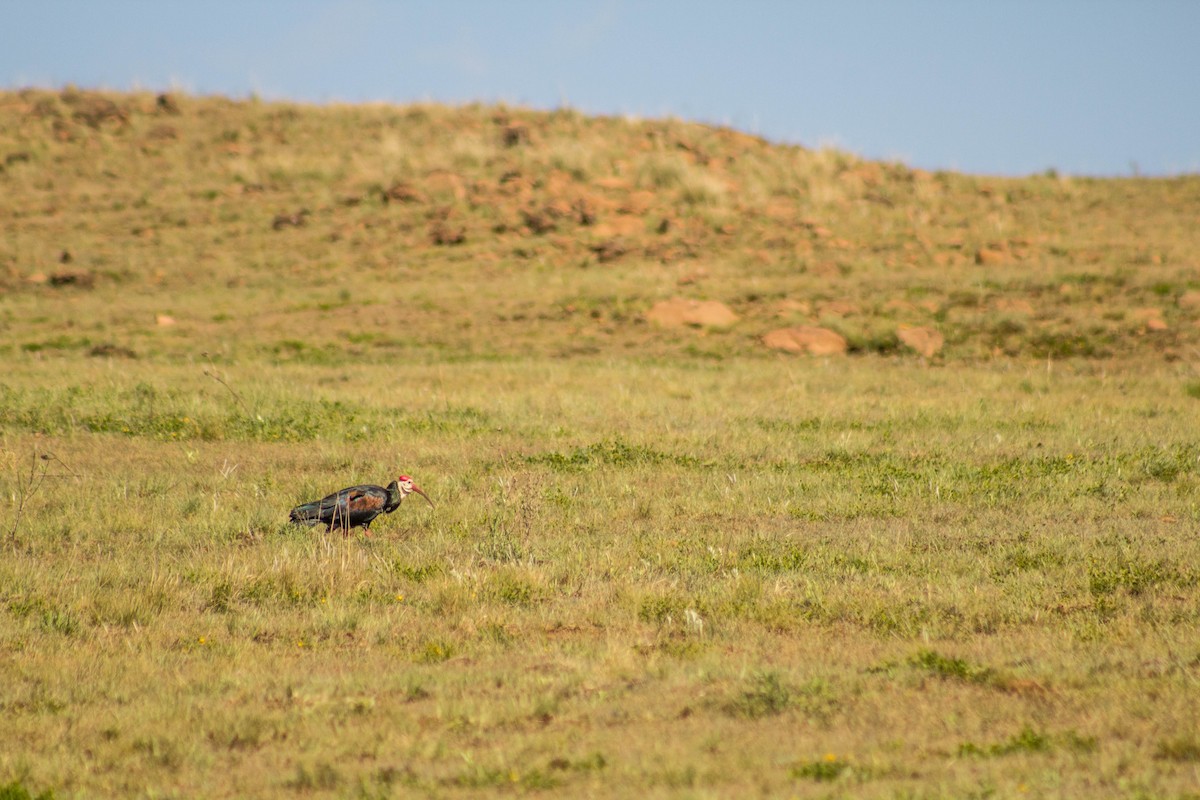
[156,314,176,326]
[594,176,633,191]
[618,190,656,215]
[975,246,1007,266]
[646,298,739,329]
[430,220,466,246]
[591,216,644,238]
[1131,307,1167,331]
[897,325,944,357]
[520,207,557,235]
[763,326,847,355]
[1178,290,1200,309]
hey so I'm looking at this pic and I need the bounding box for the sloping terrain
[2,88,1198,365]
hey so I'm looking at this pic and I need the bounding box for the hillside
[2,87,1199,364]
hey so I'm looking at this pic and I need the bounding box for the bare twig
[201,351,250,415]
[42,451,79,479]
[7,451,51,541]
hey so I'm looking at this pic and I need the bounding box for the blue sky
[4,1,1198,176]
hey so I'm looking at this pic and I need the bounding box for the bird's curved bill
[413,486,435,508]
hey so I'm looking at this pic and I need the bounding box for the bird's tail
[288,501,321,526]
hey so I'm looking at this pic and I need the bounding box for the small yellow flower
[297,639,305,648]
[395,594,405,603]
[320,597,327,604]
[824,753,838,762]
[197,636,206,645]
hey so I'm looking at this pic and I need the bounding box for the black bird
[289,475,433,535]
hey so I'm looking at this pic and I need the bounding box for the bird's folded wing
[347,493,385,513]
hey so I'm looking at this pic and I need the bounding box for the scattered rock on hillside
[897,325,944,357]
[1178,290,1200,310]
[1131,308,1167,331]
[589,238,628,263]
[594,176,632,191]
[430,220,466,246]
[647,298,739,329]
[762,326,847,355]
[592,216,644,238]
[521,206,558,235]
[156,314,176,327]
[618,190,655,215]
[975,245,1008,266]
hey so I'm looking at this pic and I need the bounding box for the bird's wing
[316,491,348,512]
[321,485,386,513]
[346,490,386,516]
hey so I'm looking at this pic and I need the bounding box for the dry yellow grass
[1,89,1199,798]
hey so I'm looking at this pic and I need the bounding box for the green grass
[3,358,1198,797]
[2,88,1200,798]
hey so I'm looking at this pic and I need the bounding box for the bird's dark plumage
[289,475,432,535]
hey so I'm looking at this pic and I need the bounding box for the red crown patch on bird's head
[398,475,412,483]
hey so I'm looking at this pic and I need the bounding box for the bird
[289,475,433,535]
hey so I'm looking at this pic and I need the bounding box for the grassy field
[2,89,1200,798]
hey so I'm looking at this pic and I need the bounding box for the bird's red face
[397,475,435,508]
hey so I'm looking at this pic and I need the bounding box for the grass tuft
[910,650,996,684]
[959,727,1051,758]
[1154,736,1200,763]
